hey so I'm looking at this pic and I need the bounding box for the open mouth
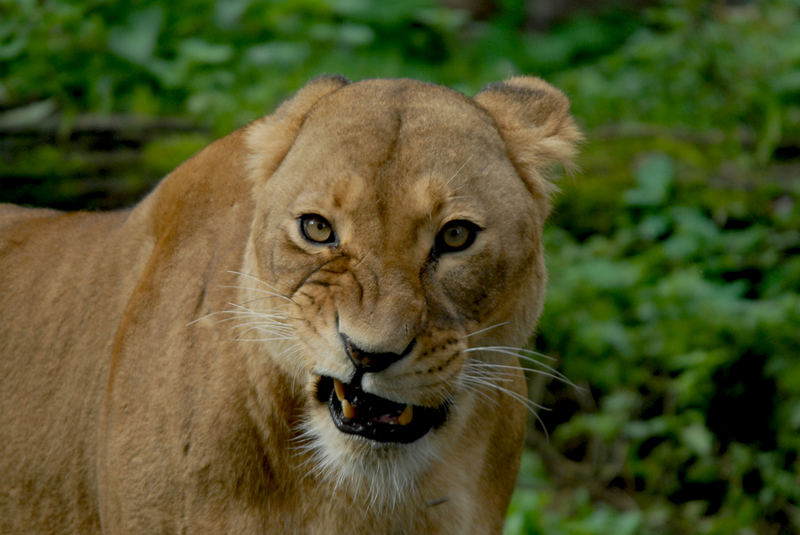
[315,375,448,444]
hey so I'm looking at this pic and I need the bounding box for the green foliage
[528,131,800,532]
[2,1,799,533]
[505,451,645,535]
[556,0,800,163]
[0,0,645,133]
[1,0,472,133]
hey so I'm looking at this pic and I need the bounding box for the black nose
[341,334,415,373]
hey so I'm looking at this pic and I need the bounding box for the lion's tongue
[333,378,413,426]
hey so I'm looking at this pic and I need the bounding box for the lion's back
[0,203,59,228]
[0,205,144,533]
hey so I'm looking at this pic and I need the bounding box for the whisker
[226,310,291,321]
[188,306,287,327]
[468,344,556,362]
[187,271,296,328]
[209,310,291,325]
[461,377,546,413]
[227,270,280,290]
[460,369,551,440]
[231,327,294,340]
[445,154,474,187]
[231,294,292,309]
[464,346,579,390]
[464,368,521,384]
[201,314,281,328]
[227,271,296,299]
[287,350,306,392]
[458,380,503,410]
[228,319,294,333]
[225,305,294,322]
[461,322,510,339]
[186,309,228,326]
[465,362,524,372]
[353,252,371,269]
[462,366,550,412]
[235,336,294,342]
[220,284,297,305]
[467,361,573,386]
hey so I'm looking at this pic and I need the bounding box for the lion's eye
[434,220,480,254]
[299,214,336,245]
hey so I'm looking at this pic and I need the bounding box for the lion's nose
[341,334,415,373]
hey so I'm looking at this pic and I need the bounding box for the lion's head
[232,75,580,504]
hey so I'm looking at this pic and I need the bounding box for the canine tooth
[333,378,346,401]
[398,405,413,426]
[341,399,357,419]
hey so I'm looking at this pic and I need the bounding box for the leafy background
[2,0,799,533]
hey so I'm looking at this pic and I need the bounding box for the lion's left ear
[473,76,582,198]
[246,75,350,183]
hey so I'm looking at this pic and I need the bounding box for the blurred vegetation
[2,0,799,533]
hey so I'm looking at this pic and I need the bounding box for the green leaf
[214,0,252,29]
[178,38,233,64]
[0,20,29,60]
[624,153,675,207]
[108,6,163,65]
[337,23,374,46]
[680,423,713,457]
[245,42,311,66]
[0,100,57,128]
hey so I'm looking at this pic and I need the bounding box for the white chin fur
[294,404,443,510]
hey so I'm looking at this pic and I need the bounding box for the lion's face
[238,78,577,501]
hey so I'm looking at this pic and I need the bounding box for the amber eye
[434,220,480,254]
[299,214,336,245]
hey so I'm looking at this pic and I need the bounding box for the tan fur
[0,76,580,534]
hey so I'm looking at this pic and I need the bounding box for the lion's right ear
[246,75,349,182]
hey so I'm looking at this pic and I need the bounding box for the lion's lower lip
[315,376,448,444]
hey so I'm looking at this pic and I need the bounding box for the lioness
[0,76,579,534]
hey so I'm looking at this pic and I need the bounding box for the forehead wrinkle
[363,176,434,258]
[330,173,371,212]
[387,169,485,228]
[409,175,447,218]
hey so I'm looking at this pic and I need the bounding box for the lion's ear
[474,76,582,197]
[246,75,349,182]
